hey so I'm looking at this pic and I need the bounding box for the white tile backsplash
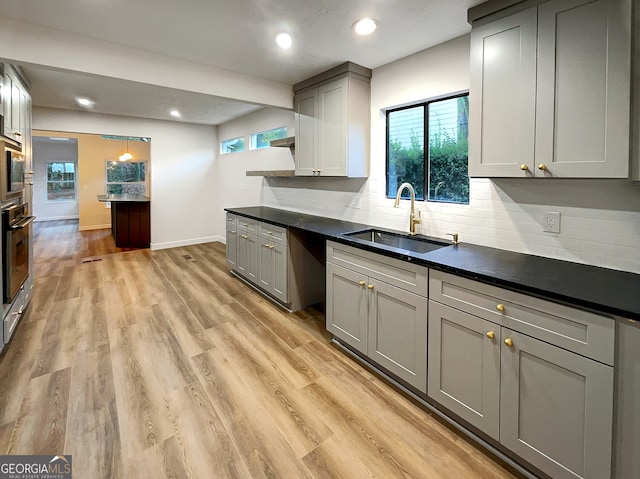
[261,176,640,274]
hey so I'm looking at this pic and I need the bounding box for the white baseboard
[79,224,111,231]
[151,235,223,251]
[34,215,79,222]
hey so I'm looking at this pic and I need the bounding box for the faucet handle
[446,233,460,245]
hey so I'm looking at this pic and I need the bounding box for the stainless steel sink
[343,229,450,254]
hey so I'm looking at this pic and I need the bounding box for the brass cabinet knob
[358,280,366,286]
[243,223,248,227]
[367,284,374,290]
[504,338,513,347]
[496,304,505,312]
[269,244,274,249]
[520,164,529,171]
[14,131,22,136]
[486,331,495,340]
[538,164,547,171]
[230,230,236,234]
[241,234,248,239]
[267,231,273,235]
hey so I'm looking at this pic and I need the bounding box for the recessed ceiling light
[76,97,93,107]
[353,18,378,36]
[276,33,292,49]
[170,110,181,118]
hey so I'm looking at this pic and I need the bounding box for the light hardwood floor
[0,220,523,478]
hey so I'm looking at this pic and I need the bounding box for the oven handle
[10,216,35,230]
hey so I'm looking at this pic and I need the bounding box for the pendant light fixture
[119,137,133,162]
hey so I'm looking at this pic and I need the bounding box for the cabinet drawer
[237,217,258,234]
[429,270,614,365]
[327,241,428,297]
[226,213,237,229]
[3,285,25,344]
[259,222,287,244]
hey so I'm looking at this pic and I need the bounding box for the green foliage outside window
[387,95,469,204]
[106,161,147,195]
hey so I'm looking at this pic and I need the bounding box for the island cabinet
[293,62,371,177]
[326,241,428,393]
[469,0,631,178]
[428,270,615,479]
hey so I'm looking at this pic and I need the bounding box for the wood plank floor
[0,220,523,478]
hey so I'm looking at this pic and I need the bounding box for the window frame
[46,160,77,202]
[220,136,246,155]
[105,160,149,195]
[249,126,287,150]
[385,91,470,204]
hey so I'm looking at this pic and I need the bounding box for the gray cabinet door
[272,241,288,303]
[258,240,273,292]
[237,233,258,283]
[226,227,238,269]
[535,0,630,178]
[294,88,317,176]
[257,239,288,303]
[500,328,614,479]
[427,301,501,440]
[326,262,368,354]
[367,279,428,392]
[469,7,537,177]
[317,77,348,176]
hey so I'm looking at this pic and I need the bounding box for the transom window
[386,93,469,204]
[46,161,76,201]
[220,137,245,154]
[250,126,287,150]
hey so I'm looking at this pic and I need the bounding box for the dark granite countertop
[98,194,150,202]
[225,206,640,321]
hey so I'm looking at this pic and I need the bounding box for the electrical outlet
[544,211,561,233]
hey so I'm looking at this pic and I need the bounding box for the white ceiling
[1,0,483,125]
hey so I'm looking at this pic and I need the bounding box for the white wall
[0,17,291,109]
[215,107,295,230]
[33,107,219,250]
[256,35,640,274]
[32,138,79,220]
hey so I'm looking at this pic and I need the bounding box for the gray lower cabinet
[236,231,258,283]
[326,241,428,393]
[326,262,368,354]
[258,240,288,303]
[428,269,615,479]
[226,215,238,270]
[500,328,614,479]
[427,300,501,440]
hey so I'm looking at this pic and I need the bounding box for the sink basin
[343,229,450,254]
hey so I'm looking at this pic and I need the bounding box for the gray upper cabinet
[428,300,501,440]
[2,65,30,145]
[500,328,614,479]
[293,62,371,177]
[469,7,537,177]
[469,0,631,178]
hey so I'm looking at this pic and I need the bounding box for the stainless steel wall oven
[1,140,25,202]
[2,202,34,303]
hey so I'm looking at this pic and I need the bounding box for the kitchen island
[98,194,150,248]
